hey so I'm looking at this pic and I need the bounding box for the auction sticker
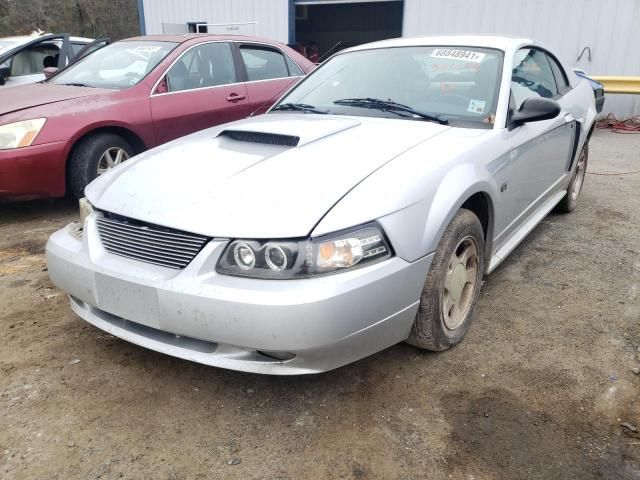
[468,99,486,114]
[132,46,162,53]
[431,48,486,63]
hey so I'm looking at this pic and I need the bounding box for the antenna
[249,82,296,117]
[317,41,343,64]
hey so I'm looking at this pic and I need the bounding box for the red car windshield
[50,40,177,90]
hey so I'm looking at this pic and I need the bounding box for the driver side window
[511,48,558,109]
[11,44,60,76]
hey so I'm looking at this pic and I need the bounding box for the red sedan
[0,34,314,199]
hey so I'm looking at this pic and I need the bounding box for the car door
[0,34,73,87]
[149,41,250,145]
[501,48,575,226]
[237,43,305,115]
[72,38,111,64]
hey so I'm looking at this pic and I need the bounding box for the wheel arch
[586,121,596,142]
[460,191,495,271]
[64,125,148,193]
[419,166,498,272]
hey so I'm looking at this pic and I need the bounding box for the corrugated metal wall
[141,0,290,43]
[403,0,640,118]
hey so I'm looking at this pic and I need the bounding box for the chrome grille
[96,215,210,269]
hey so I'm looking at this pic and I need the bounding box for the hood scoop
[215,114,361,147]
[218,130,300,147]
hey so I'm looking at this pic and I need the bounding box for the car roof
[344,34,539,53]
[0,34,93,45]
[123,34,285,45]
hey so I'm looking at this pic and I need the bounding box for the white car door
[492,48,575,247]
[0,34,74,88]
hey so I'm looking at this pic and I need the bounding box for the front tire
[68,133,134,199]
[556,143,588,213]
[406,209,485,351]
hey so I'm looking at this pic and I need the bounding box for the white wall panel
[142,0,290,43]
[403,0,640,117]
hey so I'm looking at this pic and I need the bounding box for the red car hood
[0,83,107,116]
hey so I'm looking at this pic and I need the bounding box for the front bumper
[0,141,68,198]
[46,216,433,374]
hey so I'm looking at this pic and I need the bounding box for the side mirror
[509,97,561,129]
[0,66,10,85]
[43,67,59,79]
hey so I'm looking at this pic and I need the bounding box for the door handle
[226,93,246,102]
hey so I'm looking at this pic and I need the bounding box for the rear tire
[406,209,485,351]
[556,144,588,213]
[68,133,134,199]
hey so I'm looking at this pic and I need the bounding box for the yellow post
[590,76,640,95]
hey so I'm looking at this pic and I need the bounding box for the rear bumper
[46,217,433,374]
[0,141,67,198]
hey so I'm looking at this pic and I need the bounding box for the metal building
[137,0,640,117]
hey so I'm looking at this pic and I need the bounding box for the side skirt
[487,189,567,274]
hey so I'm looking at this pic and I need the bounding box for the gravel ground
[0,130,638,480]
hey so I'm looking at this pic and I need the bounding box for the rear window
[240,46,291,81]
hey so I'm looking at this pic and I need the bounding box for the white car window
[11,44,60,76]
[277,46,503,128]
[511,48,559,109]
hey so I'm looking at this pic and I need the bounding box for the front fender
[313,158,499,263]
[375,164,497,262]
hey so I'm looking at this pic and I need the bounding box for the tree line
[0,0,140,40]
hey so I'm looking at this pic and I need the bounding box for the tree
[0,0,139,40]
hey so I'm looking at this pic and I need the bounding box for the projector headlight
[0,118,46,150]
[216,223,392,279]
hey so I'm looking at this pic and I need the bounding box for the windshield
[50,41,176,89]
[274,46,504,128]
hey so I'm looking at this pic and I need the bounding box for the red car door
[150,41,249,145]
[237,43,306,116]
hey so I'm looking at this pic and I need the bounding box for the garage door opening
[294,1,404,61]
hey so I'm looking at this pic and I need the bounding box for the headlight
[216,223,392,279]
[79,197,95,225]
[0,118,47,150]
[68,198,95,239]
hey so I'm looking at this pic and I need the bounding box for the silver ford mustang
[46,36,596,374]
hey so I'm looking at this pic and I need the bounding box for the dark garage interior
[294,1,404,59]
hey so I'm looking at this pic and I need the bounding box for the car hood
[86,114,450,239]
[0,83,105,116]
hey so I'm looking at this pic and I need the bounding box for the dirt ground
[0,129,638,480]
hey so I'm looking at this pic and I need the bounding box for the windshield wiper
[333,98,448,125]
[59,82,95,88]
[271,103,328,114]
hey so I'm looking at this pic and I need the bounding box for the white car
[0,33,107,87]
[47,35,596,374]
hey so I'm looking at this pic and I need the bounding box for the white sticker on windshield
[468,99,486,114]
[431,48,486,63]
[132,46,162,53]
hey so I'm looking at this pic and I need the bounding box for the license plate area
[94,273,161,329]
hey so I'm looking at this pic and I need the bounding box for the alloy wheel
[97,147,130,175]
[441,236,480,331]
[571,149,587,201]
